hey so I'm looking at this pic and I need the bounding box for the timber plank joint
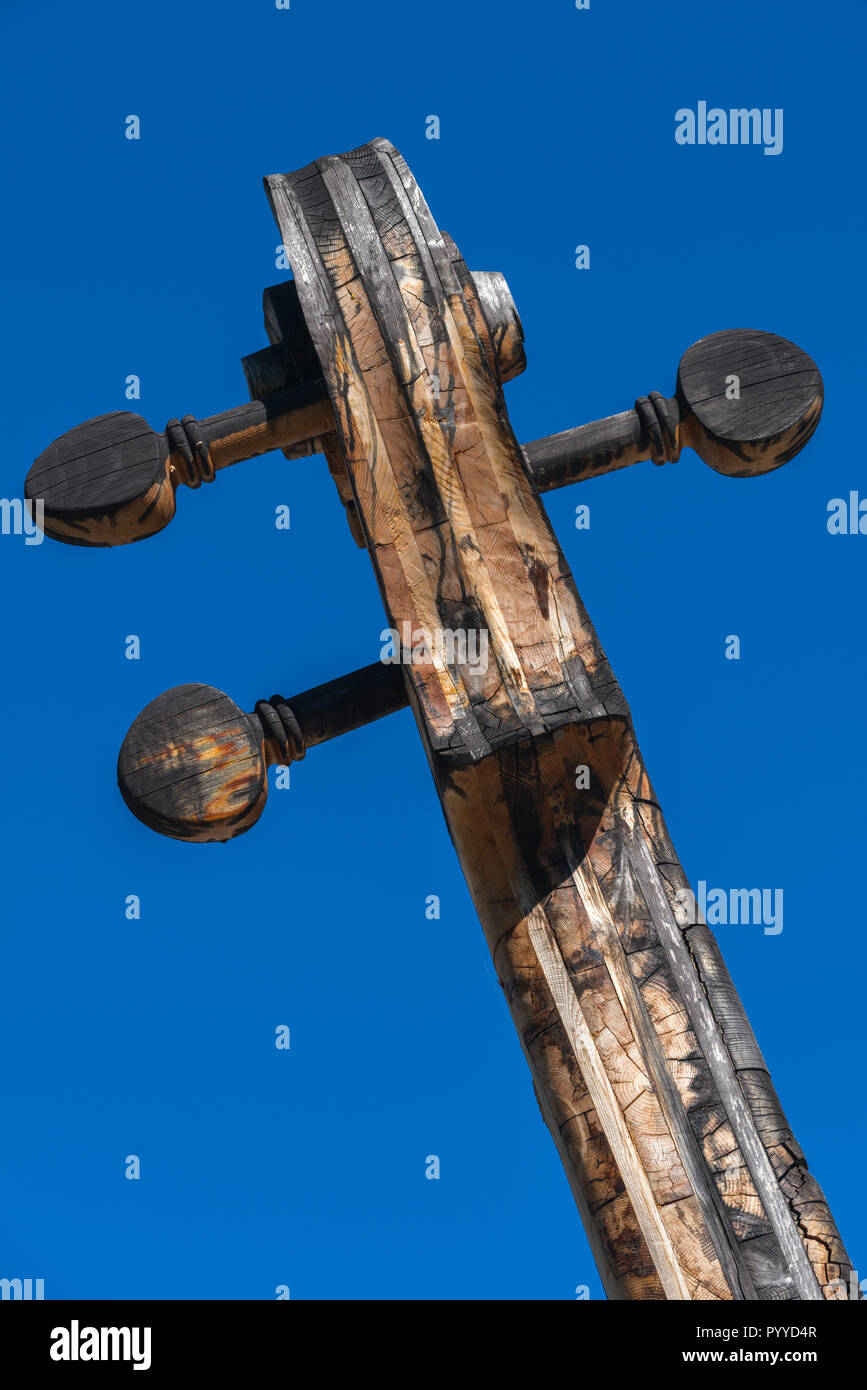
[28,137,854,1302]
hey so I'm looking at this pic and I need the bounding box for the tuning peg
[523,329,823,488]
[26,381,331,547]
[117,662,408,842]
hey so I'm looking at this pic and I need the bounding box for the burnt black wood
[524,329,823,490]
[285,661,408,748]
[26,378,327,543]
[117,662,408,842]
[676,328,823,470]
[27,411,164,522]
[241,281,325,409]
[118,685,265,842]
[523,403,673,489]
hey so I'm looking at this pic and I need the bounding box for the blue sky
[0,0,863,1298]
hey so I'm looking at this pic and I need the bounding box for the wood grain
[117,663,407,842]
[263,138,854,1299]
[25,384,332,546]
[523,329,823,490]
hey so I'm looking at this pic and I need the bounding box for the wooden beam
[263,137,852,1300]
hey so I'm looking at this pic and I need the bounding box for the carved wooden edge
[442,723,855,1299]
[244,268,526,550]
[264,140,626,766]
[261,137,853,1299]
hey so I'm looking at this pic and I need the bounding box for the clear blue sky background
[1,0,863,1300]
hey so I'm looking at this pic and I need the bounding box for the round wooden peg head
[117,684,268,843]
[26,412,175,546]
[676,329,823,477]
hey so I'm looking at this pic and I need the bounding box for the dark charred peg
[523,329,823,489]
[26,381,333,547]
[118,662,408,843]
